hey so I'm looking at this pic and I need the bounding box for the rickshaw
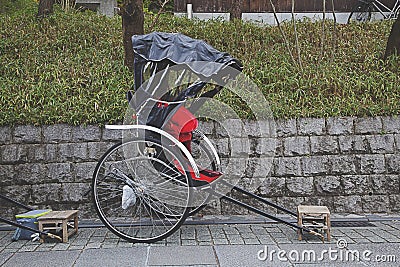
[91,32,324,243]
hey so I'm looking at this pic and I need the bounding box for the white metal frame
[105,124,201,178]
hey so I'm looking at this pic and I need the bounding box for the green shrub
[0,3,399,125]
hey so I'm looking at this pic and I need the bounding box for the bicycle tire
[348,1,373,23]
[92,137,192,243]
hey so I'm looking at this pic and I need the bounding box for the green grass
[0,2,399,125]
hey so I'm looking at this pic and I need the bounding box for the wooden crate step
[38,210,78,243]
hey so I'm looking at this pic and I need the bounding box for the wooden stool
[297,205,331,241]
[38,210,78,243]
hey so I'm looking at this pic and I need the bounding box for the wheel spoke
[92,139,191,243]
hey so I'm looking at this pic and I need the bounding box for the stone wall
[0,116,399,218]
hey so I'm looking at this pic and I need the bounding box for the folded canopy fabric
[132,32,242,77]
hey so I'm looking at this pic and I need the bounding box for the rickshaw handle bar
[0,194,33,211]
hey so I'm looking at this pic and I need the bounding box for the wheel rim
[92,139,191,242]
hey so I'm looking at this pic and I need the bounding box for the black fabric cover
[132,32,242,78]
[130,32,243,128]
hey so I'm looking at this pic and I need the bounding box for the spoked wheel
[348,1,373,23]
[92,138,192,243]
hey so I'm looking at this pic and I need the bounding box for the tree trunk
[230,0,243,20]
[121,0,144,71]
[37,0,54,17]
[384,15,400,60]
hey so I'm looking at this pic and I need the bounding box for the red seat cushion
[163,106,198,142]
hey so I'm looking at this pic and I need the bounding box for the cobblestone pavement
[1,218,400,266]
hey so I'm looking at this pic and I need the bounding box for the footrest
[297,205,331,241]
[38,210,78,243]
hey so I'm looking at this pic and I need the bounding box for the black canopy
[132,32,242,88]
[129,32,243,117]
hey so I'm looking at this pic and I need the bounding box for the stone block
[286,177,314,196]
[354,117,382,134]
[338,135,370,154]
[386,154,400,174]
[252,137,277,156]
[75,161,97,182]
[101,127,122,142]
[214,138,230,157]
[362,195,390,213]
[214,121,229,137]
[43,124,73,143]
[314,176,341,195]
[389,194,400,212]
[326,117,354,135]
[0,126,12,144]
[305,196,335,208]
[274,139,283,157]
[236,177,264,192]
[221,194,250,215]
[243,120,259,137]
[46,163,74,183]
[45,144,58,162]
[273,157,301,177]
[14,163,46,185]
[301,155,329,176]
[359,154,386,174]
[58,143,88,162]
[310,136,339,155]
[329,155,356,175]
[258,176,286,197]
[61,183,89,202]
[230,137,251,157]
[87,142,112,160]
[244,120,276,138]
[370,175,399,194]
[382,116,400,133]
[215,119,245,138]
[25,144,46,162]
[0,165,14,185]
[394,134,400,152]
[197,121,215,135]
[298,118,325,135]
[333,195,363,213]
[2,185,32,205]
[340,175,371,195]
[221,157,247,177]
[366,134,395,153]
[275,196,306,213]
[0,144,26,163]
[197,199,221,216]
[283,136,310,156]
[31,183,62,204]
[275,118,296,137]
[72,125,101,142]
[244,157,274,178]
[13,125,42,143]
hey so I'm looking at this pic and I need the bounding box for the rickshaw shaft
[0,217,62,241]
[207,189,311,233]
[0,194,33,211]
[223,182,297,217]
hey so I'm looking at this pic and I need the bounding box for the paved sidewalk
[1,217,400,266]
